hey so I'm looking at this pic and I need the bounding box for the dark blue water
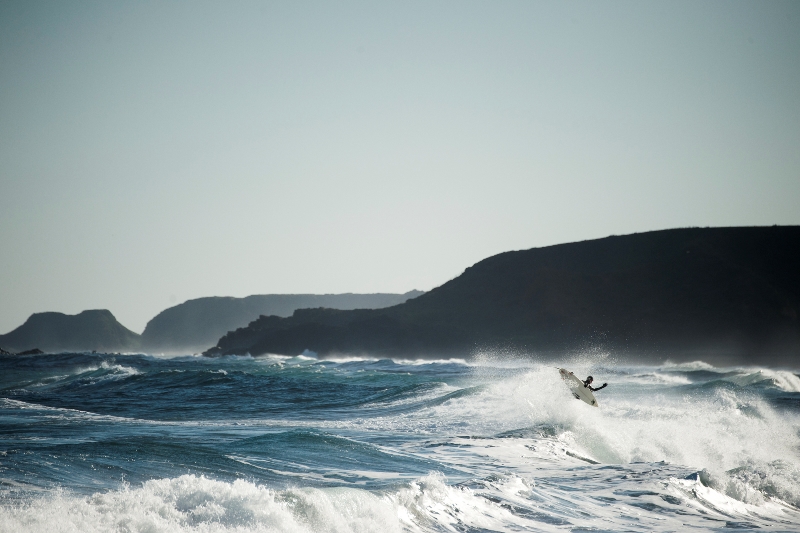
[2,352,800,532]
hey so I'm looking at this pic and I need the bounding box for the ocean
[1,351,800,532]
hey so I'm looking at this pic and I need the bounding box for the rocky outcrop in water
[0,310,141,354]
[205,227,800,365]
[16,348,45,355]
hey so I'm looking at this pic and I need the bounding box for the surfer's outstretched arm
[589,383,607,392]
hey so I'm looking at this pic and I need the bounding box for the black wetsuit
[583,380,607,392]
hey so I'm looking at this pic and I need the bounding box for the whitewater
[1,352,800,532]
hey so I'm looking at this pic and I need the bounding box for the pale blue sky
[1,1,799,333]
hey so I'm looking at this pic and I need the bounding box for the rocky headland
[141,291,424,353]
[204,227,800,366]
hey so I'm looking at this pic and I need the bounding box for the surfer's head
[586,376,594,383]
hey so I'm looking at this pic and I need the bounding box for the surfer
[583,375,607,392]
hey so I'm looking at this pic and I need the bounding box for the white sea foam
[0,474,532,533]
[0,475,387,532]
[3,468,796,533]
[389,363,800,506]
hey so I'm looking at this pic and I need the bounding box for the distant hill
[205,227,800,366]
[141,291,424,353]
[0,310,141,353]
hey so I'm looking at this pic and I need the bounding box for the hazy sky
[1,1,799,334]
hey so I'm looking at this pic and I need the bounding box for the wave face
[1,352,800,532]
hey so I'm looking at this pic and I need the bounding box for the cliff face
[141,291,423,353]
[206,227,800,365]
[0,310,141,353]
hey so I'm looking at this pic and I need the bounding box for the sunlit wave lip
[94,361,140,376]
[260,353,473,366]
[660,360,717,371]
[186,353,256,361]
[721,369,800,393]
[248,353,478,367]
[0,477,52,495]
[224,455,333,483]
[17,361,141,390]
[625,372,693,385]
[0,397,158,425]
[389,357,471,366]
[137,352,214,360]
[23,373,71,388]
[225,454,418,485]
[659,360,800,392]
[317,355,381,364]
[675,368,800,393]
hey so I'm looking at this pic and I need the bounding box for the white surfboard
[558,368,599,407]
